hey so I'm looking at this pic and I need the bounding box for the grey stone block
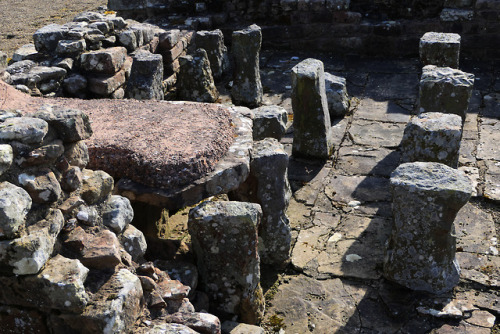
[231,24,263,108]
[400,112,463,168]
[177,49,218,103]
[126,51,164,100]
[325,72,349,118]
[291,58,333,159]
[419,32,461,68]
[252,105,288,141]
[0,182,32,239]
[384,162,472,294]
[195,29,229,80]
[188,201,265,324]
[419,65,474,121]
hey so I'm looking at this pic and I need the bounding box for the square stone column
[420,32,461,68]
[291,58,333,159]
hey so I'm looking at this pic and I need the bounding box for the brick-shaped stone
[420,32,461,68]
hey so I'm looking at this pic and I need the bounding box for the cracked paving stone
[336,145,400,177]
[457,252,500,287]
[348,120,405,148]
[354,99,413,124]
[263,276,361,334]
[454,289,500,315]
[455,203,497,255]
[293,166,332,206]
[477,121,500,161]
[458,167,480,197]
[465,310,496,328]
[459,139,478,167]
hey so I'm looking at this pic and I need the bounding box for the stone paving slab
[364,73,419,100]
[354,98,413,124]
[336,145,400,177]
[477,121,500,161]
[455,203,497,255]
[348,120,406,148]
[483,160,500,201]
[325,174,391,205]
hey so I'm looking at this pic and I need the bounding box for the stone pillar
[195,29,229,80]
[231,24,263,108]
[400,112,463,168]
[126,50,164,100]
[325,72,349,119]
[230,138,292,266]
[291,58,333,159]
[384,162,472,294]
[420,32,461,68]
[188,201,265,324]
[419,65,474,121]
[177,48,219,103]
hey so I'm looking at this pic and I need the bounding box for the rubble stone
[325,72,349,118]
[291,58,333,159]
[231,24,263,108]
[0,209,64,275]
[384,162,473,294]
[21,139,65,167]
[63,73,88,96]
[168,312,221,334]
[64,141,89,168]
[81,169,114,205]
[189,201,265,324]
[420,32,461,68]
[12,44,39,62]
[80,229,122,270]
[119,224,147,262]
[88,68,127,96]
[126,51,164,100]
[419,65,474,120]
[18,168,62,204]
[252,105,288,141]
[103,195,134,233]
[34,107,93,142]
[400,112,463,168]
[0,144,13,176]
[0,117,48,145]
[0,181,31,239]
[177,48,219,103]
[56,39,86,55]
[33,24,69,53]
[195,29,229,79]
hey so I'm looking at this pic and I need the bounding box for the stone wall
[109,0,500,59]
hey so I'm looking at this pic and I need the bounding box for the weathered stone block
[0,209,64,275]
[56,39,86,55]
[177,49,219,103]
[57,269,143,333]
[64,141,89,168]
[126,51,164,100]
[80,47,127,74]
[440,8,474,21]
[20,139,64,167]
[120,224,147,262]
[158,29,180,50]
[325,72,349,118]
[33,24,69,53]
[400,112,463,168]
[12,44,39,62]
[188,201,265,324]
[420,32,461,68]
[103,195,134,233]
[419,65,474,120]
[81,169,114,204]
[88,68,127,96]
[0,144,13,176]
[0,117,48,144]
[291,58,333,159]
[34,107,93,142]
[252,105,288,141]
[63,73,88,96]
[384,162,472,294]
[195,29,229,79]
[80,229,122,270]
[18,168,62,204]
[0,182,31,239]
[231,24,263,108]
[231,139,292,266]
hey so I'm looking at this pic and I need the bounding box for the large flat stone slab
[348,120,405,148]
[354,99,413,124]
[336,146,400,177]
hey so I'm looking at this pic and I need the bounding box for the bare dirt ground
[0,0,107,57]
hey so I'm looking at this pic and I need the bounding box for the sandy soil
[0,0,107,57]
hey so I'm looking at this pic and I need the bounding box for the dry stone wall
[108,0,500,59]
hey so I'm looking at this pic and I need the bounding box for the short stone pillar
[420,32,461,68]
[325,72,349,118]
[400,112,463,168]
[231,24,263,108]
[177,48,219,103]
[126,51,164,100]
[419,65,474,121]
[230,138,292,266]
[195,29,229,80]
[188,201,265,325]
[252,105,288,141]
[291,58,333,159]
[384,162,473,294]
